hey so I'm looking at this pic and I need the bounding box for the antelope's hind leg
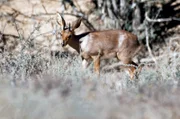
[128,61,139,79]
[117,55,139,79]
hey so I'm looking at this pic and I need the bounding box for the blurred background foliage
[0,0,179,63]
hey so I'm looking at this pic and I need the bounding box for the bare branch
[140,52,180,63]
[145,27,157,66]
[145,11,180,23]
[41,0,48,14]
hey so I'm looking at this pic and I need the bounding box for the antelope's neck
[68,32,90,53]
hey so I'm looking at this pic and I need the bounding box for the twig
[2,34,19,39]
[13,19,24,40]
[1,21,7,34]
[140,52,180,63]
[73,0,83,13]
[145,11,180,23]
[145,27,157,65]
[32,29,56,39]
[102,62,139,72]
[41,0,48,14]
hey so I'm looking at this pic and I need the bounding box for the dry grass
[0,49,179,119]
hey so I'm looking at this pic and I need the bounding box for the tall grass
[0,46,179,119]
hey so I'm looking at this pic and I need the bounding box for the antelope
[57,14,142,79]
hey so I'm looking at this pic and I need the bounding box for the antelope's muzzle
[61,42,66,47]
[61,41,68,47]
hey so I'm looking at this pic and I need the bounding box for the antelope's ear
[56,13,66,30]
[72,17,83,31]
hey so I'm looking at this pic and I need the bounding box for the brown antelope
[57,14,142,79]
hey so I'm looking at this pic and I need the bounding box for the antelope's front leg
[82,59,89,69]
[92,56,100,75]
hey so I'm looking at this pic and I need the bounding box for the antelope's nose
[61,42,66,47]
[61,42,67,47]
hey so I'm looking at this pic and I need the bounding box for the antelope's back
[80,30,140,58]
